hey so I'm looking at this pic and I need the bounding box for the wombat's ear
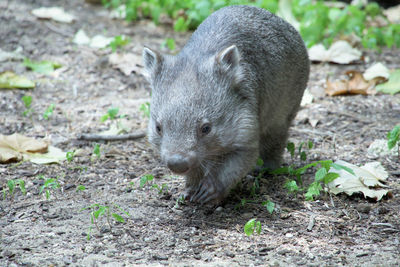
[142,47,162,81]
[216,45,240,73]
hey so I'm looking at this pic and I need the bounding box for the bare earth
[1,0,399,266]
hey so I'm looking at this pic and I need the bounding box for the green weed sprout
[39,177,60,200]
[100,107,120,122]
[43,104,55,120]
[3,179,26,200]
[387,125,400,157]
[81,203,130,240]
[244,218,262,237]
[109,35,130,52]
[21,95,33,116]
[139,102,150,118]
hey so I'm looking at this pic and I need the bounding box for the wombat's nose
[167,154,190,174]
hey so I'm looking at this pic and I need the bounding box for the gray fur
[142,5,310,204]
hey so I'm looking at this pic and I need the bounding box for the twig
[307,214,316,231]
[44,21,74,37]
[77,132,146,141]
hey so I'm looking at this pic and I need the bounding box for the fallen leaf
[328,160,390,201]
[308,40,362,64]
[31,7,75,23]
[363,62,390,81]
[89,35,113,49]
[326,71,384,96]
[384,4,400,24]
[376,69,400,95]
[0,134,65,164]
[300,89,313,106]
[368,139,399,158]
[0,71,35,89]
[23,58,62,75]
[0,47,24,62]
[109,53,142,75]
[73,29,91,45]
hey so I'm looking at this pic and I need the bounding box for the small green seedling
[175,194,186,208]
[3,179,26,200]
[152,183,168,194]
[21,95,33,116]
[139,102,150,118]
[140,174,154,188]
[100,107,120,122]
[244,218,262,237]
[76,185,86,192]
[287,140,313,161]
[43,104,55,120]
[81,203,130,240]
[387,125,400,157]
[262,200,275,214]
[109,35,130,52]
[92,144,101,160]
[39,177,60,200]
[23,58,61,75]
[66,151,75,162]
[162,38,176,51]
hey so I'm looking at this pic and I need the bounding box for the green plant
[21,95,33,116]
[81,203,130,240]
[139,174,154,187]
[244,218,261,237]
[273,160,354,200]
[287,140,313,161]
[76,185,86,192]
[139,102,150,118]
[38,176,60,200]
[262,200,275,214]
[66,151,75,162]
[387,125,400,159]
[175,194,186,208]
[23,58,61,75]
[101,107,120,122]
[43,104,55,120]
[109,35,130,52]
[3,179,26,200]
[92,144,101,160]
[152,183,168,194]
[162,38,176,51]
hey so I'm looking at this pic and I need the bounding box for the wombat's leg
[259,126,289,169]
[190,149,258,204]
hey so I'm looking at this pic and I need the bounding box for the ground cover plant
[0,0,399,266]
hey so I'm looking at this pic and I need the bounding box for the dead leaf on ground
[384,4,400,24]
[31,7,75,23]
[109,53,142,76]
[0,71,35,89]
[326,70,386,96]
[328,160,391,201]
[308,40,362,64]
[376,69,400,95]
[0,133,65,164]
[363,62,390,81]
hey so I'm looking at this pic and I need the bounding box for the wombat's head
[142,45,248,175]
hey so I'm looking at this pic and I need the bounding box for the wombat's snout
[166,153,196,174]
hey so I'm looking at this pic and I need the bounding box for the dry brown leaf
[0,133,48,154]
[325,71,386,96]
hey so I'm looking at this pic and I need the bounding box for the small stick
[77,132,146,141]
[307,214,316,231]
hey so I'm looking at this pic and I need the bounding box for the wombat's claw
[190,177,221,204]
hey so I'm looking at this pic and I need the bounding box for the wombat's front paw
[189,176,224,205]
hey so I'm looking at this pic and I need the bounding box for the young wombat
[142,5,309,204]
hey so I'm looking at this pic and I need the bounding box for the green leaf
[287,142,295,158]
[255,220,262,235]
[7,180,15,195]
[112,213,125,223]
[305,181,322,201]
[140,174,154,187]
[162,38,176,51]
[256,158,264,167]
[0,71,35,89]
[100,114,109,122]
[23,58,61,75]
[93,206,107,219]
[376,70,400,95]
[331,162,355,176]
[174,17,189,32]
[387,125,400,150]
[300,151,307,161]
[107,107,119,120]
[322,172,340,184]
[262,200,275,214]
[93,144,100,158]
[244,218,256,236]
[76,185,86,192]
[284,180,298,193]
[308,141,313,149]
[315,168,327,182]
[22,95,32,108]
[43,104,55,120]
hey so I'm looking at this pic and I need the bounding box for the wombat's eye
[156,123,162,135]
[200,123,211,136]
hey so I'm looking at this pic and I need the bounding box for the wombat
[142,5,309,204]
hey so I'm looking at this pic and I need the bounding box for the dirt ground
[1,0,400,266]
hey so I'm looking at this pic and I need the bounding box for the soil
[1,0,399,266]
